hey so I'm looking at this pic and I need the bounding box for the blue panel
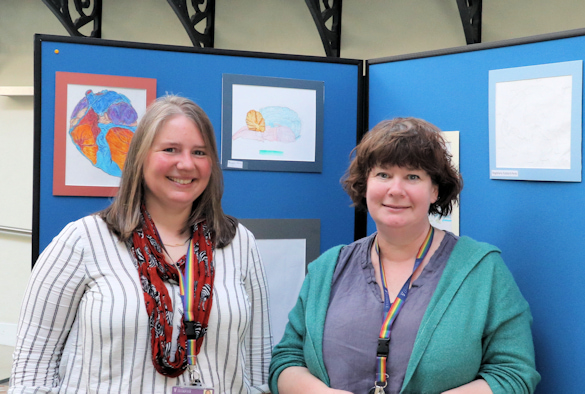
[368,34,585,394]
[38,39,359,257]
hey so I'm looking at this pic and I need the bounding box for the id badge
[172,387,214,394]
[173,363,213,393]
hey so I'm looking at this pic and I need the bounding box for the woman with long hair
[11,95,272,393]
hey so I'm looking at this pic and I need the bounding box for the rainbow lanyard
[374,226,434,387]
[177,238,199,374]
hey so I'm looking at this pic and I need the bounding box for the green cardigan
[269,237,540,394]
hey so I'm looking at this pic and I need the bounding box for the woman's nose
[176,152,195,170]
[387,178,404,196]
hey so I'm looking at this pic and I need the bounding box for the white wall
[0,94,35,345]
[1,0,585,346]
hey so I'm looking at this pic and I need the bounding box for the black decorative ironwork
[305,0,342,57]
[456,0,482,44]
[166,0,215,48]
[41,0,102,38]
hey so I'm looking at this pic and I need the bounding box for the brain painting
[69,89,138,177]
[233,106,301,143]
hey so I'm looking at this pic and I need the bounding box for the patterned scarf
[128,206,215,377]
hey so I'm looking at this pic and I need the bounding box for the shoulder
[341,233,374,256]
[335,233,375,270]
[36,216,103,270]
[47,215,102,244]
[51,215,122,255]
[75,215,119,241]
[454,235,500,254]
[218,222,257,252]
[236,222,256,240]
[449,236,502,269]
[214,223,261,275]
[305,244,346,283]
[435,235,505,288]
[305,235,370,275]
[444,236,519,292]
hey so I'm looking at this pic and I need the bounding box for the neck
[144,202,191,242]
[375,222,432,263]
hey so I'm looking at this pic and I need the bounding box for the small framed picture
[221,74,324,173]
[53,71,157,196]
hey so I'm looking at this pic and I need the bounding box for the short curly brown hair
[342,117,462,217]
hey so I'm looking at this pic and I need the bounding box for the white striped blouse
[9,215,272,393]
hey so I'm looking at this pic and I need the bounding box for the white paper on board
[231,84,317,163]
[256,238,306,345]
[495,75,572,169]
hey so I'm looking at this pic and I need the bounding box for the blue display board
[368,29,585,394]
[34,35,362,259]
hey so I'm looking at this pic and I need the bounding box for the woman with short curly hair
[270,117,539,394]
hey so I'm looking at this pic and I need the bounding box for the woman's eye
[377,172,389,179]
[163,147,175,153]
[408,174,420,180]
[193,150,206,156]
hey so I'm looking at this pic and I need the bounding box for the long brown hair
[100,95,237,247]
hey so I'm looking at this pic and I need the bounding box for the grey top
[323,231,458,394]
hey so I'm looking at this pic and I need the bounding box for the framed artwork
[429,131,460,235]
[221,74,324,172]
[489,60,583,182]
[53,72,157,196]
[238,218,320,345]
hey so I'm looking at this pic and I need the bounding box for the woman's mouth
[383,204,408,210]
[168,176,193,185]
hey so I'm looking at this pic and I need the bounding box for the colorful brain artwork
[233,106,301,143]
[69,89,138,177]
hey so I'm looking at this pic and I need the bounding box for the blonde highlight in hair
[100,95,237,247]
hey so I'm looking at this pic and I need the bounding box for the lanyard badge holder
[172,330,214,394]
[368,227,434,394]
[173,239,215,394]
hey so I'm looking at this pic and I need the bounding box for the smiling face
[366,165,438,232]
[142,114,212,215]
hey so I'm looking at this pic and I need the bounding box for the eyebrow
[156,141,207,148]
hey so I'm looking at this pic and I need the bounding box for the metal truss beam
[456,0,482,44]
[42,0,102,38]
[305,0,342,57]
[166,0,215,48]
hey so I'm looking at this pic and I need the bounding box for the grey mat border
[238,219,320,269]
[221,74,324,173]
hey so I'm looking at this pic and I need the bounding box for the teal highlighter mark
[259,150,284,156]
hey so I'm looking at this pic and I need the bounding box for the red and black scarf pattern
[128,206,215,377]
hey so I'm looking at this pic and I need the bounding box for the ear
[431,183,439,204]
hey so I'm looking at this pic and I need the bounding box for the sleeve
[478,255,541,394]
[268,273,311,394]
[9,221,88,394]
[242,227,273,393]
